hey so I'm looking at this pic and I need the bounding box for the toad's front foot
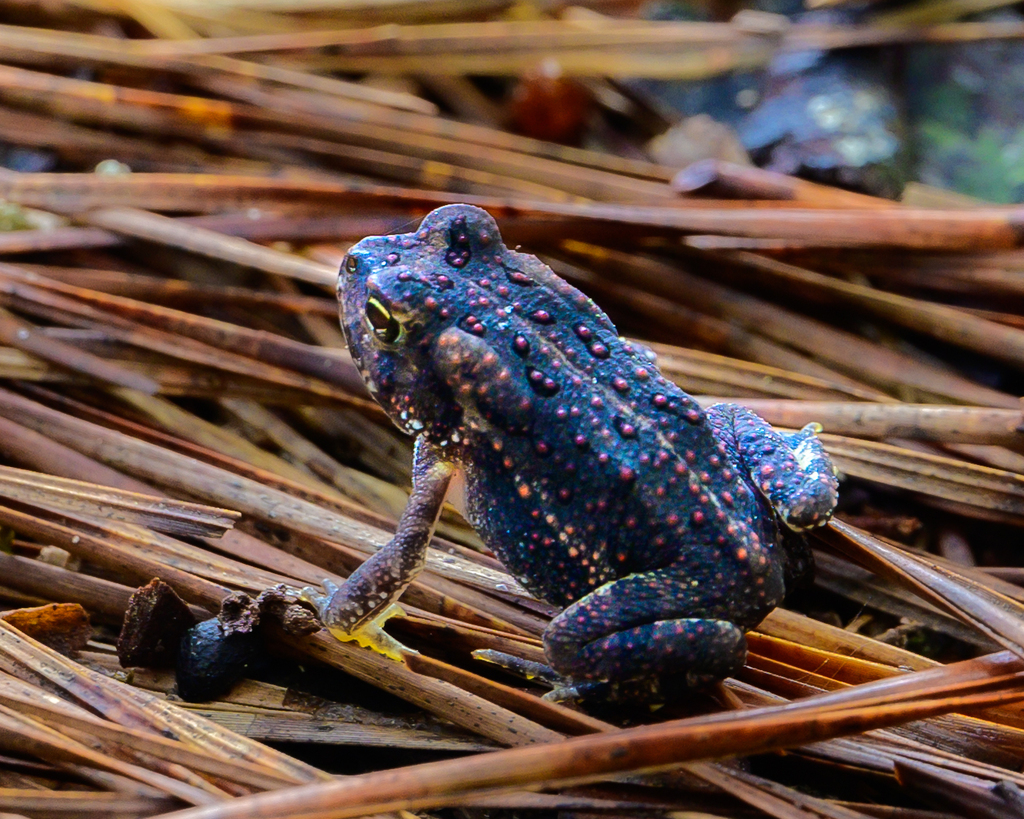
[300,580,415,662]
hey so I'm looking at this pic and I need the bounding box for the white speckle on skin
[793,439,819,471]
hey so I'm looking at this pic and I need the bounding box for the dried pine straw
[0,3,1018,819]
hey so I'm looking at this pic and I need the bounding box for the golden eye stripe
[365,296,403,344]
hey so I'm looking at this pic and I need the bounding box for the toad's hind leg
[707,403,838,531]
[543,554,783,698]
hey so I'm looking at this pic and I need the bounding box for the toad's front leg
[302,438,455,660]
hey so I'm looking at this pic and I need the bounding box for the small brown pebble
[4,603,92,656]
[37,545,79,571]
[117,578,197,668]
[937,529,976,567]
[507,61,593,145]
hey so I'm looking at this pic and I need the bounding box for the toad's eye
[365,296,403,344]
[344,255,359,274]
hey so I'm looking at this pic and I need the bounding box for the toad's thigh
[543,555,783,681]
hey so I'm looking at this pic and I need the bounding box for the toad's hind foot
[300,583,414,662]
